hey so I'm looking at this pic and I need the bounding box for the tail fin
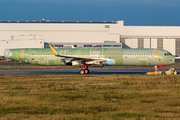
[49,45,58,55]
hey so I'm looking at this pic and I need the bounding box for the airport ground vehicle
[165,68,177,75]
[147,68,177,75]
[0,56,5,60]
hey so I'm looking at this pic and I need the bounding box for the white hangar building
[0,20,180,56]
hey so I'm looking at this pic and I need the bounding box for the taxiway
[0,67,179,75]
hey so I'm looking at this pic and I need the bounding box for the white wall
[163,39,175,55]
[1,21,180,44]
[144,39,150,48]
[123,26,180,37]
[151,39,157,49]
[125,39,132,48]
[170,39,175,55]
[131,39,138,48]
[163,39,170,52]
[0,22,124,43]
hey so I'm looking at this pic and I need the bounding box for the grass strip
[0,74,180,119]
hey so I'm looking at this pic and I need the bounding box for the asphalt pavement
[0,67,179,75]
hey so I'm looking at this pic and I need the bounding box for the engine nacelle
[106,59,115,66]
[72,61,81,66]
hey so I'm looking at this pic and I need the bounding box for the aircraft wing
[49,45,101,61]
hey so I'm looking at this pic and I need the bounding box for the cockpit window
[164,52,172,56]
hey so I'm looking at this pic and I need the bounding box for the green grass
[0,74,180,119]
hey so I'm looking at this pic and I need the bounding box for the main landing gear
[79,63,89,74]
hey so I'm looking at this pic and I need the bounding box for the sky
[0,0,180,26]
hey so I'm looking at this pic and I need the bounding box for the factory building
[0,20,180,56]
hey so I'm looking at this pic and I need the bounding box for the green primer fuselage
[7,48,175,66]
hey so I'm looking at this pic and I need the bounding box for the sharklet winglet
[49,45,58,55]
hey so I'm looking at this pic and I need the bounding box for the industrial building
[0,20,180,56]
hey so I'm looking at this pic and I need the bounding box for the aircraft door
[139,58,147,65]
[60,51,66,56]
[20,50,25,59]
[154,51,159,60]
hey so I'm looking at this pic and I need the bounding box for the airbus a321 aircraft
[4,45,175,74]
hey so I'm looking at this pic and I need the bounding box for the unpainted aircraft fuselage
[4,48,175,66]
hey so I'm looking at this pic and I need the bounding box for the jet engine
[72,61,82,66]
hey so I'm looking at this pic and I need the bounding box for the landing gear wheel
[80,69,85,74]
[84,69,89,74]
[80,63,90,74]
[161,72,166,75]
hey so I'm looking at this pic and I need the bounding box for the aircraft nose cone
[4,49,10,59]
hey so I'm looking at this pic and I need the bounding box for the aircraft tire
[161,72,166,75]
[80,69,85,74]
[84,69,89,74]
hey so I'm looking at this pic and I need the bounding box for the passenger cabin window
[55,45,63,47]
[164,53,172,56]
[83,45,92,47]
[103,45,111,47]
[113,45,121,47]
[93,45,102,47]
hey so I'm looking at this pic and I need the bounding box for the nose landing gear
[80,63,89,74]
